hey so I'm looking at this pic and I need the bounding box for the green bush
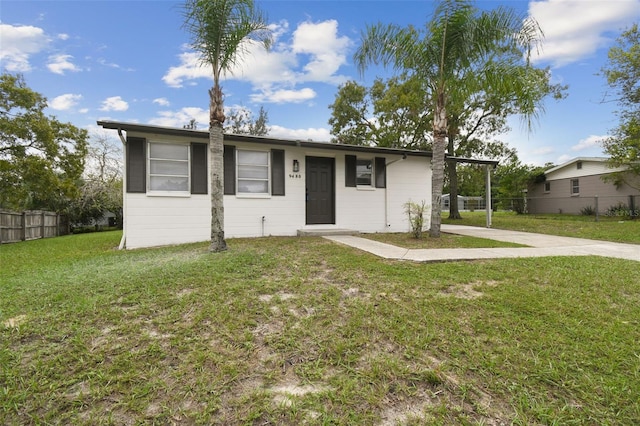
[404,200,429,239]
[580,205,596,216]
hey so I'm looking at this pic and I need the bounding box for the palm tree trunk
[209,84,227,252]
[429,92,447,238]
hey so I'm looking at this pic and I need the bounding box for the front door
[306,157,335,224]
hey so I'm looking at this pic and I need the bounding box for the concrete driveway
[325,224,640,263]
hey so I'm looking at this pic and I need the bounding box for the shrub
[404,200,429,239]
[580,205,596,216]
[605,202,631,218]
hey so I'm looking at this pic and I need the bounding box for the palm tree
[354,0,543,237]
[182,0,272,251]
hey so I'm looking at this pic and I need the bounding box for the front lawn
[1,231,638,424]
[443,211,640,243]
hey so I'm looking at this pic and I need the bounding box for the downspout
[384,154,407,229]
[117,128,127,250]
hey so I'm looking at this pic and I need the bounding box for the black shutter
[191,142,208,194]
[375,157,386,188]
[126,137,146,193]
[345,155,356,187]
[271,149,285,196]
[223,145,236,195]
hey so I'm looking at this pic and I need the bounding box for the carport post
[485,164,492,228]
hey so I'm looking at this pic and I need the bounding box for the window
[237,150,270,194]
[544,182,551,192]
[126,138,206,195]
[571,179,579,195]
[577,161,582,170]
[345,155,386,188]
[148,142,189,192]
[356,159,372,186]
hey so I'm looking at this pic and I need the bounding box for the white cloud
[148,107,209,129]
[268,124,331,142]
[47,54,81,74]
[100,96,129,112]
[153,97,171,107]
[291,20,352,84]
[162,50,210,88]
[571,134,608,151]
[250,87,316,104]
[529,0,640,67]
[0,23,50,72]
[49,93,82,110]
[57,33,69,41]
[162,19,352,103]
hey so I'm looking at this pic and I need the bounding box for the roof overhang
[97,120,433,158]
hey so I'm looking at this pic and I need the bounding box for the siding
[125,194,210,249]
[528,173,639,215]
[123,131,433,248]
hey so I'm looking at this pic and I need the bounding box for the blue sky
[2,0,639,166]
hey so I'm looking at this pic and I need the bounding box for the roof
[544,157,608,175]
[97,120,433,158]
[97,120,501,165]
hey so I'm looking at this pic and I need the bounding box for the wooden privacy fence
[0,210,69,244]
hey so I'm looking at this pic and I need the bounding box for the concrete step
[297,229,360,237]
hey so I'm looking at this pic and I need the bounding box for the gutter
[116,128,127,250]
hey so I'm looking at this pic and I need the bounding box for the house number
[288,174,302,179]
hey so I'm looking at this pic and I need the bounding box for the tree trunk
[429,92,447,238]
[447,133,462,219]
[209,84,227,252]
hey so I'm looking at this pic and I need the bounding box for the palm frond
[182,0,272,83]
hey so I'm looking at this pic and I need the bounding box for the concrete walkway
[324,224,640,263]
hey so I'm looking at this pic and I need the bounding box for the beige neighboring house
[527,157,639,216]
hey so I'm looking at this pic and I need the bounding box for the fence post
[41,211,46,239]
[21,211,26,241]
[631,195,637,220]
[595,195,599,222]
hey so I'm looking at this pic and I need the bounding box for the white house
[98,121,435,249]
[527,157,640,215]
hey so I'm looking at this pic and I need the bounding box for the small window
[237,150,270,194]
[356,159,372,186]
[544,182,551,192]
[571,179,579,195]
[148,142,189,192]
[577,161,582,170]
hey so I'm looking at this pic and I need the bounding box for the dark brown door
[306,157,335,224]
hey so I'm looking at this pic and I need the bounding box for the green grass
[1,231,639,425]
[443,211,640,244]
[362,232,526,249]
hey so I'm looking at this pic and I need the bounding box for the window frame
[356,158,373,187]
[544,182,551,193]
[571,178,579,196]
[236,148,271,197]
[147,141,191,195]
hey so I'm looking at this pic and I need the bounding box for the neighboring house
[527,157,639,215]
[98,121,436,249]
[442,194,486,211]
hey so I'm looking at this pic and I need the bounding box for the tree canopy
[0,73,88,212]
[225,105,270,136]
[601,23,640,188]
[329,75,431,149]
